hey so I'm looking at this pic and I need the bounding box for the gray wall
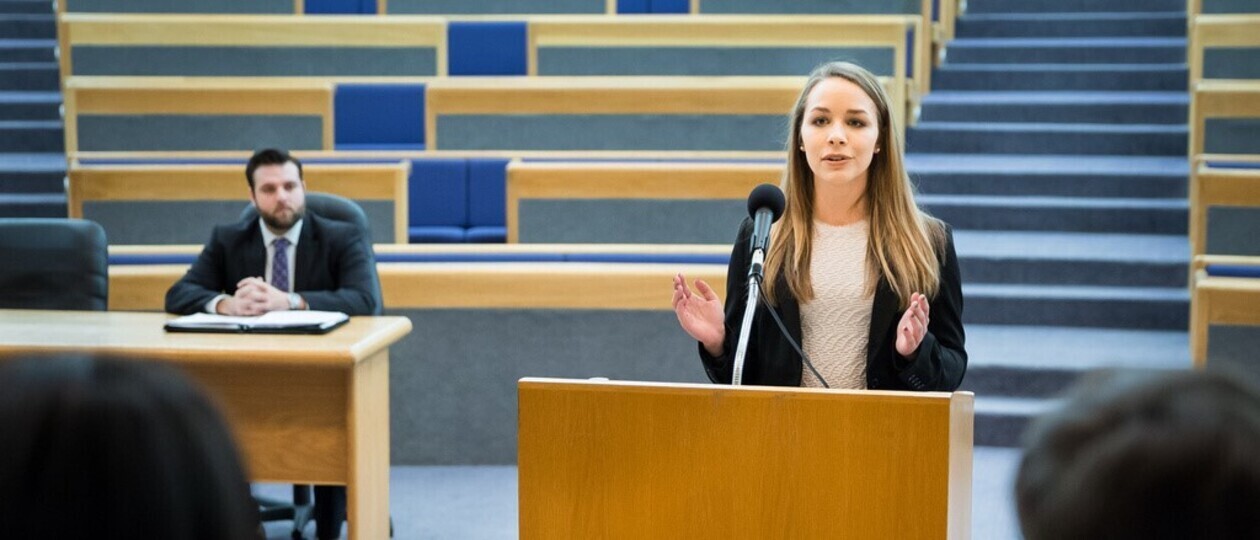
[518,199,744,244]
[386,0,604,13]
[66,0,292,13]
[538,47,895,76]
[77,115,323,152]
[1206,207,1260,256]
[84,200,395,244]
[72,46,439,77]
[698,0,919,14]
[437,115,788,151]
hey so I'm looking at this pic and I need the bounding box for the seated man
[1016,369,1260,540]
[166,148,380,539]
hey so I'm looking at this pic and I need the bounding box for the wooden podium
[518,378,973,539]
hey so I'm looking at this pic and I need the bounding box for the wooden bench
[64,77,335,154]
[1190,255,1260,368]
[58,14,448,80]
[505,160,781,243]
[1190,156,1260,256]
[425,76,904,153]
[68,162,410,244]
[1188,14,1260,85]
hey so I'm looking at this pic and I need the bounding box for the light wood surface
[505,161,782,242]
[67,162,410,243]
[1190,255,1260,367]
[0,309,411,539]
[109,260,728,311]
[518,378,973,539]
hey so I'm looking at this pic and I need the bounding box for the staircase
[907,0,1191,446]
[0,0,65,218]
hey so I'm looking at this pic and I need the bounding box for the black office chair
[240,192,383,316]
[241,193,386,539]
[0,218,108,311]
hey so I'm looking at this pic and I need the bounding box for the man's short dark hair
[245,148,303,190]
[1016,369,1260,540]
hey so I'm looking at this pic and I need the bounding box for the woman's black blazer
[699,218,967,391]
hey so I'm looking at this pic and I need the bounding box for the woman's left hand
[896,292,930,359]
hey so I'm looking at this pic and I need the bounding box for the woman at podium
[672,61,966,392]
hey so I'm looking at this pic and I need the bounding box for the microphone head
[747,184,786,223]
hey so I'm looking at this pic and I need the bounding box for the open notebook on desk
[165,311,350,334]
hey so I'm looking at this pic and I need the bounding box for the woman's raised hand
[672,273,726,356]
[896,292,930,359]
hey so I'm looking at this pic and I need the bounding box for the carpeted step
[0,120,63,152]
[954,231,1187,287]
[922,194,1187,235]
[932,63,1187,92]
[963,325,1189,400]
[0,192,66,218]
[907,154,1187,198]
[964,283,1188,330]
[0,39,54,62]
[975,396,1061,447]
[0,14,54,39]
[0,90,60,120]
[0,152,64,192]
[0,0,53,14]
[954,12,1186,38]
[966,0,1184,14]
[908,122,1186,156]
[918,91,1188,124]
[947,37,1185,64]
[0,62,59,91]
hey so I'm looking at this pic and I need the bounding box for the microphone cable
[751,274,831,389]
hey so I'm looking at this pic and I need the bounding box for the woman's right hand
[672,273,726,357]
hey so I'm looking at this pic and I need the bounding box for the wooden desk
[0,310,412,540]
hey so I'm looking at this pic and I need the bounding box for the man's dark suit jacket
[700,217,967,392]
[165,213,379,316]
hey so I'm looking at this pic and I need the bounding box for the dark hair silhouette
[1017,369,1260,540]
[245,148,303,190]
[0,355,261,539]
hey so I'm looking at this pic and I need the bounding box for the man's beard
[260,205,305,232]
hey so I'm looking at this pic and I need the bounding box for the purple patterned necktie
[272,237,290,292]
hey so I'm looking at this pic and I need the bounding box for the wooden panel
[518,378,973,539]
[61,14,446,46]
[69,78,333,115]
[506,161,781,242]
[426,77,804,115]
[528,15,911,46]
[68,162,409,242]
[347,349,391,540]
[110,260,728,312]
[188,363,348,483]
[381,262,725,310]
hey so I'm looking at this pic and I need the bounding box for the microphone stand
[731,248,764,386]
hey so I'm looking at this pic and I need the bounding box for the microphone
[746,184,786,281]
[732,184,785,386]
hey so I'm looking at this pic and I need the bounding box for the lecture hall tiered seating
[2,0,1256,536]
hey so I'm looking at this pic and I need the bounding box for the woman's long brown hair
[763,61,945,309]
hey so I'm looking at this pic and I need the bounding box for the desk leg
[348,349,390,539]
